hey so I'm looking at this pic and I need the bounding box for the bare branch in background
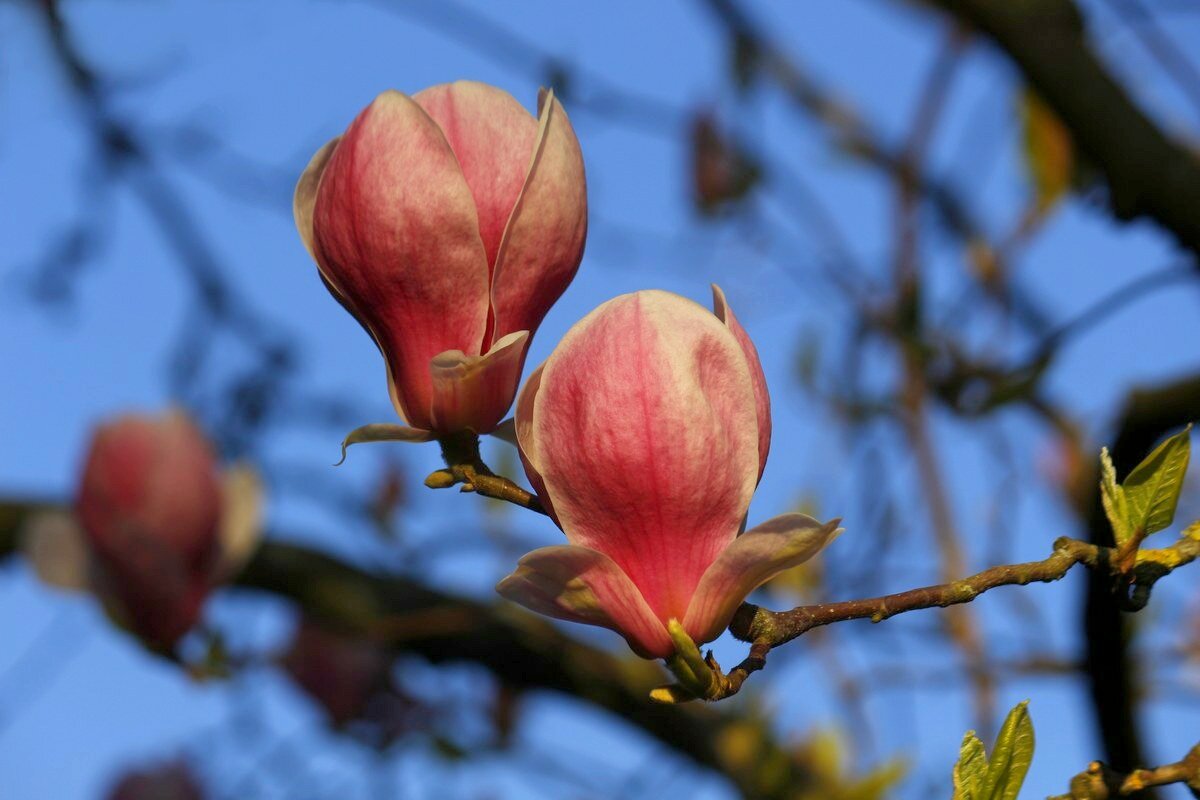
[925,0,1200,262]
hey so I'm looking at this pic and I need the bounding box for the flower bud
[105,763,203,800]
[295,81,587,439]
[76,411,223,649]
[498,287,839,659]
[281,619,392,728]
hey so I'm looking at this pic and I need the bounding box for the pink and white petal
[514,363,559,526]
[213,463,263,583]
[712,284,771,482]
[337,423,436,465]
[496,545,673,658]
[314,254,421,428]
[532,291,760,624]
[428,330,530,434]
[682,514,842,645]
[312,90,490,431]
[21,511,94,593]
[414,82,539,275]
[489,89,587,344]
[293,136,341,261]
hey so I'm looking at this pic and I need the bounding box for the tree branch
[0,498,806,800]
[1050,742,1200,799]
[925,0,1200,261]
[425,432,547,515]
[1077,374,1200,783]
[692,532,1200,701]
[699,0,998,259]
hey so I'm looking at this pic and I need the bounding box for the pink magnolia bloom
[282,618,393,728]
[106,763,204,800]
[74,411,259,649]
[294,81,587,440]
[498,288,840,659]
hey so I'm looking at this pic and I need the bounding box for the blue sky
[2,0,1199,797]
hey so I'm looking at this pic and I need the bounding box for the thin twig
[426,433,547,516]
[701,533,1200,700]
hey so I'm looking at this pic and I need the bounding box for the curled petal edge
[293,136,341,262]
[489,418,518,447]
[496,544,673,659]
[429,330,530,435]
[711,283,771,483]
[682,514,843,646]
[513,362,558,525]
[297,138,426,430]
[488,87,587,345]
[337,423,435,465]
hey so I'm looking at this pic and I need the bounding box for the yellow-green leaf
[952,732,988,800]
[983,701,1034,800]
[1100,447,1132,545]
[1123,425,1192,539]
[1020,89,1073,213]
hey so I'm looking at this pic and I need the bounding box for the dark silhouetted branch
[0,498,808,800]
[926,0,1200,262]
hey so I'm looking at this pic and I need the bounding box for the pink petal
[22,511,94,593]
[78,410,222,573]
[489,89,587,346]
[514,363,560,525]
[414,82,539,279]
[293,135,340,261]
[213,464,263,582]
[496,544,672,658]
[76,410,223,648]
[428,330,530,434]
[682,514,842,645]
[311,90,490,431]
[526,291,760,624]
[299,142,421,428]
[712,284,771,482]
[488,418,518,447]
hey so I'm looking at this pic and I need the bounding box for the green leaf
[1100,447,1131,545]
[1019,89,1074,213]
[1123,425,1192,540]
[983,701,1034,800]
[952,732,988,800]
[952,703,1036,800]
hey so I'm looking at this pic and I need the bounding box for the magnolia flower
[498,288,840,659]
[282,618,394,729]
[105,763,204,800]
[26,410,261,650]
[293,81,587,444]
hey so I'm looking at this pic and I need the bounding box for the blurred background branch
[4,0,1200,797]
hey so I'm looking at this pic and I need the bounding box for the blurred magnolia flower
[24,410,262,650]
[281,619,434,749]
[691,111,760,215]
[281,618,393,729]
[294,81,587,446]
[498,288,840,659]
[105,762,204,800]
